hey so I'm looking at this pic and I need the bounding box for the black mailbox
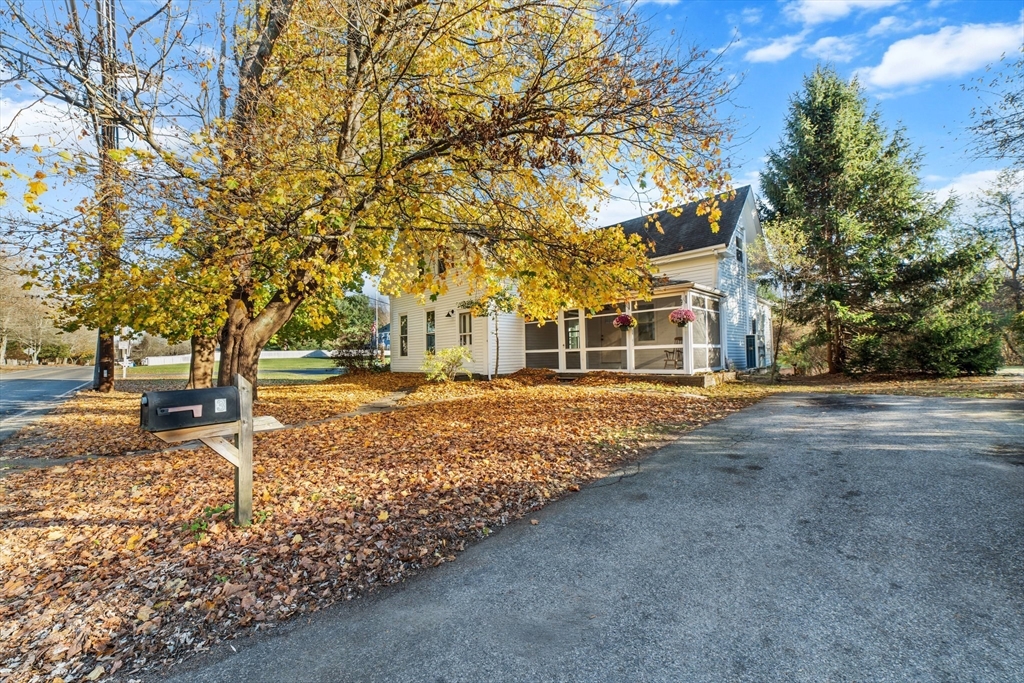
[140,386,240,432]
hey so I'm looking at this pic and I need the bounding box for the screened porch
[523,287,724,374]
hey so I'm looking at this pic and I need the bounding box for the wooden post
[234,374,254,526]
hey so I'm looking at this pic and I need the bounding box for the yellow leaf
[125,532,143,550]
[136,605,154,621]
[377,510,389,522]
[84,665,105,681]
[291,533,303,545]
[27,179,47,195]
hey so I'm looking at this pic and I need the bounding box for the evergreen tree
[760,66,1000,376]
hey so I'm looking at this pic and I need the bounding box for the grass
[128,357,339,380]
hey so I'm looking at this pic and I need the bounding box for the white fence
[142,349,332,366]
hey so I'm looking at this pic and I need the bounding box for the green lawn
[128,356,339,380]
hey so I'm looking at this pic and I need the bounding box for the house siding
[489,311,526,376]
[389,282,490,375]
[650,253,720,288]
[718,193,761,370]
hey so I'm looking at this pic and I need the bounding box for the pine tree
[760,66,1000,375]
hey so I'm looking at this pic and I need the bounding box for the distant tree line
[0,254,94,365]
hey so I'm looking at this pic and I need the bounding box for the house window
[736,237,744,263]
[459,312,472,346]
[425,311,436,353]
[564,310,580,349]
[399,315,408,357]
[636,312,656,342]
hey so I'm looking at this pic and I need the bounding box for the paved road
[0,366,93,443]
[164,393,1024,683]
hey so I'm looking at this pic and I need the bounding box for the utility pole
[93,0,119,391]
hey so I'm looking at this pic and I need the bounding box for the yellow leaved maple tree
[6,0,733,395]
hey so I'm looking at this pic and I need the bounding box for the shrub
[421,347,473,382]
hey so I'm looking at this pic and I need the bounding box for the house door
[745,334,757,369]
[564,310,581,369]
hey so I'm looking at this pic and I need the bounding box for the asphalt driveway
[0,366,93,443]
[165,393,1024,683]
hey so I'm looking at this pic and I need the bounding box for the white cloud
[805,36,859,62]
[741,7,763,24]
[785,0,903,26]
[931,169,1000,205]
[745,32,808,63]
[0,97,84,145]
[591,197,651,228]
[857,22,1023,90]
[867,15,900,36]
[867,15,942,37]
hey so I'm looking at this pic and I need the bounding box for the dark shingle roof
[607,185,751,258]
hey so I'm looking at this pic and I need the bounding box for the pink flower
[612,314,637,329]
[669,308,696,325]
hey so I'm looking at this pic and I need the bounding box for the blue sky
[3,0,1021,226]
[593,0,1023,224]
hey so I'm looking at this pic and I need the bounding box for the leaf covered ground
[1,372,759,682]
[0,378,401,461]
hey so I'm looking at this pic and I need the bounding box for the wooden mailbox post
[143,375,281,526]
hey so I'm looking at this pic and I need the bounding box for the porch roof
[650,278,724,298]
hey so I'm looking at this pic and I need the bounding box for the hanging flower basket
[669,308,696,327]
[612,314,637,329]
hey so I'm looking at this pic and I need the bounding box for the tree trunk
[218,295,304,399]
[187,335,217,388]
[96,333,116,392]
[0,332,6,366]
[770,289,787,383]
[493,312,500,377]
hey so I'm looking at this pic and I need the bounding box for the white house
[389,185,772,377]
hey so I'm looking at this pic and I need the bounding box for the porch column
[683,292,693,374]
[557,309,565,372]
[625,301,635,372]
[579,309,588,370]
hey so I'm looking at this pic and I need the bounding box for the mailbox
[140,386,240,432]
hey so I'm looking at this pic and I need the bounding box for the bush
[907,311,1001,377]
[780,337,828,375]
[421,347,473,382]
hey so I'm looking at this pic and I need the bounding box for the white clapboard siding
[650,253,720,289]
[486,311,527,376]
[389,282,489,375]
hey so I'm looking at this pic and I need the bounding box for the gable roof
[608,185,752,259]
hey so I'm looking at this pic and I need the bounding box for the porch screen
[691,295,722,371]
[583,303,627,369]
[525,320,559,369]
